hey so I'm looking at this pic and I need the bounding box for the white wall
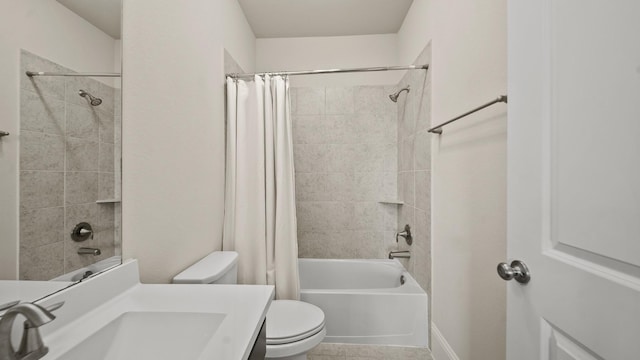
[398,1,508,359]
[397,0,432,65]
[256,34,400,87]
[121,0,255,284]
[114,39,122,88]
[121,0,222,284]
[0,0,118,280]
[222,0,256,73]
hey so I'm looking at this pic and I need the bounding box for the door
[507,1,640,359]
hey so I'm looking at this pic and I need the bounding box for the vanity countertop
[36,260,274,360]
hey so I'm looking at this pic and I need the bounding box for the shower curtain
[223,75,300,300]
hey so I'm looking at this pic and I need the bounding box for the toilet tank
[172,251,238,284]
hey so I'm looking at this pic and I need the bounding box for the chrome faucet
[77,247,101,256]
[0,302,63,360]
[395,224,413,245]
[389,250,411,259]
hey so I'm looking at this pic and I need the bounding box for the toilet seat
[267,321,325,345]
[266,300,325,345]
[265,327,326,359]
[265,300,326,358]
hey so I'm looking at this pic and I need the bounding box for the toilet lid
[266,300,325,345]
[172,251,238,284]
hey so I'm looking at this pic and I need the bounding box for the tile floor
[308,343,433,360]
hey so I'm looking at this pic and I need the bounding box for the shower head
[78,89,102,106]
[389,85,411,102]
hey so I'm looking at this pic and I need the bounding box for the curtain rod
[26,71,121,78]
[227,64,429,78]
[428,95,508,134]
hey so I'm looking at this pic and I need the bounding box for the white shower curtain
[223,75,300,300]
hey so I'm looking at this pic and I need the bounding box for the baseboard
[431,322,460,360]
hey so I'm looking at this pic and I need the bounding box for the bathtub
[51,256,122,282]
[299,258,428,347]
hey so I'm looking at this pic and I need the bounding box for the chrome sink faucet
[0,302,63,360]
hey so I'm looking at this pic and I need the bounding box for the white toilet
[172,251,326,360]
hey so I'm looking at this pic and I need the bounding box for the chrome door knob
[497,260,530,284]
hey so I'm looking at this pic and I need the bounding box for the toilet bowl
[265,300,326,360]
[172,251,325,359]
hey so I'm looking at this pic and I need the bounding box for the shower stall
[19,50,122,281]
[225,45,433,349]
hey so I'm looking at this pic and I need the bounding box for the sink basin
[39,261,274,360]
[59,312,226,360]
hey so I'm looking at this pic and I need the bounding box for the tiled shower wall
[395,44,432,296]
[19,50,121,280]
[293,85,399,259]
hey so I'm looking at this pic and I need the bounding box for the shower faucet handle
[71,222,93,241]
[395,224,413,245]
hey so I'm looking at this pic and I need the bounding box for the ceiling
[54,0,413,40]
[57,0,121,39]
[238,0,414,38]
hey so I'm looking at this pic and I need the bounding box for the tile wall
[292,85,399,259]
[19,50,121,280]
[395,44,432,296]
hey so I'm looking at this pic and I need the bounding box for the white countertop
[36,260,274,360]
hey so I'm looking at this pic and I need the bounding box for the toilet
[172,251,326,360]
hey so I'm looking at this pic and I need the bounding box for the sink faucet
[0,302,63,360]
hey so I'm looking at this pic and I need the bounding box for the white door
[507,1,640,359]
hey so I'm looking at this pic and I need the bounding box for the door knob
[497,260,530,284]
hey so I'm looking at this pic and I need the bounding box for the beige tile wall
[114,87,122,257]
[292,85,400,259]
[395,44,432,297]
[19,50,121,280]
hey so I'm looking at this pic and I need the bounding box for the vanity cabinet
[248,320,266,359]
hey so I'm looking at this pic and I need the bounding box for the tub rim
[298,258,427,295]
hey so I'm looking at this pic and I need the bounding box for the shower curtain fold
[223,75,300,300]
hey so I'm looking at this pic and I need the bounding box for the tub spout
[78,247,101,256]
[389,250,411,259]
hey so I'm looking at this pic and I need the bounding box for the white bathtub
[299,258,428,347]
[51,256,122,282]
